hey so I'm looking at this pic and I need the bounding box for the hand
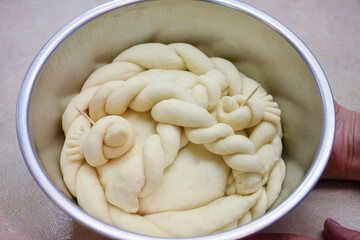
[245,102,360,240]
[245,218,360,240]
[322,102,360,180]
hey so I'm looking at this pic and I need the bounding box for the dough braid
[60,43,286,237]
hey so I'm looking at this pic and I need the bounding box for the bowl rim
[16,0,335,239]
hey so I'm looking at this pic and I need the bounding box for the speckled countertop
[1,1,359,239]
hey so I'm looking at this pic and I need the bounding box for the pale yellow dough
[60,43,286,237]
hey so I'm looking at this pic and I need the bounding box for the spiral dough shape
[61,43,286,238]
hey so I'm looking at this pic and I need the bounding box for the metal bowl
[16,0,335,239]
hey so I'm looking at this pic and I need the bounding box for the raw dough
[60,43,286,237]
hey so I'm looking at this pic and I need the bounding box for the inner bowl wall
[25,0,327,238]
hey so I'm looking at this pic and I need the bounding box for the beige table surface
[1,0,359,239]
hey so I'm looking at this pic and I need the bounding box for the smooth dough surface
[139,143,229,215]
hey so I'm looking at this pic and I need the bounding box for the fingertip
[324,217,342,239]
[324,217,341,227]
[323,217,360,240]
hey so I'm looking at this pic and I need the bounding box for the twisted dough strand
[81,62,144,91]
[61,43,285,237]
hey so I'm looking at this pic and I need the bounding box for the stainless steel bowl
[16,0,335,239]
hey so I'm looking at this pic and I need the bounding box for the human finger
[324,218,360,240]
[322,102,360,181]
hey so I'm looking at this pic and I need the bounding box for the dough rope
[83,115,136,167]
[60,43,286,237]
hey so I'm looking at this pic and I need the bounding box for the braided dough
[60,43,286,237]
